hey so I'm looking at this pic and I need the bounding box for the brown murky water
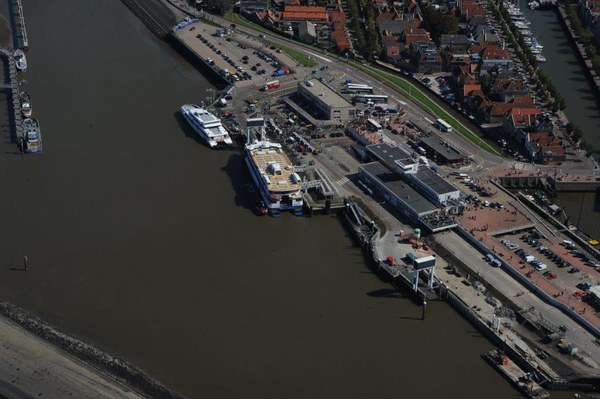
[0,1,576,398]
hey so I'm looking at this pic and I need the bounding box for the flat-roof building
[359,162,438,221]
[405,166,461,205]
[367,143,460,205]
[297,79,356,121]
[420,136,467,165]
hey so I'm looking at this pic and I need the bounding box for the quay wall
[167,34,229,89]
[119,0,177,39]
[498,175,600,192]
[0,303,183,399]
[441,287,551,384]
[454,225,600,339]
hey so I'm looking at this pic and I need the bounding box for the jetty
[8,0,29,49]
[0,49,24,145]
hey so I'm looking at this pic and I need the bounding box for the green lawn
[265,41,316,67]
[224,12,272,35]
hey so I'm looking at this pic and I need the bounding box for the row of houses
[237,0,352,53]
[578,0,600,47]
[375,0,567,163]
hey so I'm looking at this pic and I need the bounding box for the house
[410,41,442,73]
[473,25,501,44]
[236,1,269,13]
[298,21,317,43]
[524,131,567,162]
[440,34,470,51]
[490,77,529,101]
[578,0,600,45]
[281,5,329,23]
[469,43,513,74]
[503,105,542,137]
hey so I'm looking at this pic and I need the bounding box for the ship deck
[250,148,302,193]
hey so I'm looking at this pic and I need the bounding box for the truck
[261,80,280,91]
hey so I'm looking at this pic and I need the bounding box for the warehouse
[296,79,356,121]
[419,136,468,165]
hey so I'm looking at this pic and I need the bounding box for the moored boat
[14,49,27,71]
[22,118,42,154]
[180,104,233,148]
[20,92,32,117]
[244,140,303,217]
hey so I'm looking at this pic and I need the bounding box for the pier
[0,49,23,145]
[8,0,28,50]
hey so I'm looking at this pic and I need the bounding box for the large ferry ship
[180,104,233,148]
[244,140,304,217]
[22,118,42,154]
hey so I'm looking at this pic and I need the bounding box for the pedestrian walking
[23,256,28,271]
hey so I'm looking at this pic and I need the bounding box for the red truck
[261,80,280,91]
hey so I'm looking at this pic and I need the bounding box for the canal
[0,0,572,398]
[520,0,600,153]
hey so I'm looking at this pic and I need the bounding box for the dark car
[568,267,581,274]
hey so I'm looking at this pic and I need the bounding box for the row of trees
[204,0,235,15]
[563,1,600,75]
[492,0,566,112]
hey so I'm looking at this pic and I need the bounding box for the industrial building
[296,79,356,121]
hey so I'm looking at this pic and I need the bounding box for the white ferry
[180,104,233,148]
[244,140,303,217]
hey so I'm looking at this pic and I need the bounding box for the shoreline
[0,302,183,399]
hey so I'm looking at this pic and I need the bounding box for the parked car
[568,267,581,274]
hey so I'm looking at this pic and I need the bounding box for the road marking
[336,177,350,186]
[307,51,332,63]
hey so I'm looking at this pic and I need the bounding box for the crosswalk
[336,177,350,186]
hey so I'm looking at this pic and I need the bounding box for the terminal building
[359,143,461,232]
[366,144,461,206]
[296,79,356,121]
[419,136,468,166]
[358,162,438,224]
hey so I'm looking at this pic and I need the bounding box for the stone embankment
[0,302,183,399]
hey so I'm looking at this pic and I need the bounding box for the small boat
[20,92,32,117]
[529,1,540,9]
[22,118,42,154]
[535,54,547,62]
[14,49,27,71]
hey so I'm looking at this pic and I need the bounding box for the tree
[204,0,234,15]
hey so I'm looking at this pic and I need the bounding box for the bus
[353,94,388,104]
[345,83,374,94]
[367,118,382,131]
[435,118,452,132]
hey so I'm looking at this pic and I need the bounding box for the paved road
[436,230,600,373]
[191,11,599,177]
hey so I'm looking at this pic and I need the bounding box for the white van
[486,254,495,263]
[491,259,502,268]
[535,263,547,271]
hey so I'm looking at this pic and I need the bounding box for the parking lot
[175,22,296,88]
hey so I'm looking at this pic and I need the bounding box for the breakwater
[0,303,183,399]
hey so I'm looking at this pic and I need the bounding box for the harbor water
[0,1,574,397]
[520,0,600,152]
